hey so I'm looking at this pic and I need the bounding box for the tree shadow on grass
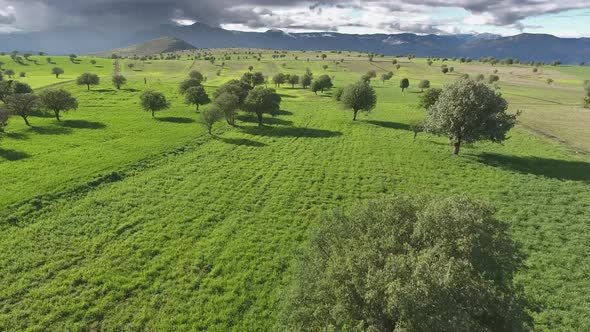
[237,114,293,126]
[29,125,72,135]
[217,137,267,147]
[476,152,590,182]
[242,126,342,138]
[6,132,30,140]
[60,120,106,129]
[276,110,293,116]
[92,89,115,93]
[156,116,195,124]
[124,88,141,92]
[278,93,297,99]
[366,120,411,131]
[0,148,30,161]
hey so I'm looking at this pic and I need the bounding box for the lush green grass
[1,52,589,330]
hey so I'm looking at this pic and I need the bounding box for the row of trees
[0,80,78,128]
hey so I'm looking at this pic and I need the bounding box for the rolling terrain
[0,51,589,330]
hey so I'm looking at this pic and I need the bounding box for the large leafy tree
[139,90,169,117]
[4,93,39,126]
[213,79,252,107]
[52,67,64,78]
[76,73,100,90]
[244,86,281,126]
[400,78,410,92]
[39,89,79,121]
[340,80,377,121]
[188,70,204,83]
[184,85,210,111]
[199,107,224,135]
[282,196,532,331]
[425,79,517,155]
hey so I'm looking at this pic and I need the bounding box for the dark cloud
[0,0,587,34]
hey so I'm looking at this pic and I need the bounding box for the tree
[251,72,265,86]
[488,74,500,84]
[301,73,313,89]
[310,80,322,95]
[282,196,532,331]
[179,78,202,94]
[139,90,169,117]
[400,78,409,92]
[90,59,97,65]
[112,74,127,89]
[5,69,15,78]
[213,79,251,107]
[546,78,554,85]
[409,118,426,140]
[340,80,377,121]
[244,86,281,126]
[418,87,442,109]
[52,67,64,78]
[272,73,286,87]
[418,79,430,92]
[442,67,449,74]
[0,81,14,102]
[475,74,485,82]
[199,107,223,135]
[213,92,240,125]
[288,74,299,88]
[0,107,10,132]
[39,89,78,121]
[425,79,517,155]
[76,73,100,90]
[188,70,204,83]
[248,65,254,72]
[315,75,333,93]
[4,93,39,126]
[380,71,393,84]
[184,85,210,111]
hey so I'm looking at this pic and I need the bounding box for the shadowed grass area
[476,153,590,182]
[155,116,195,124]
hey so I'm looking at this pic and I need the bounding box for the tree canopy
[112,74,127,90]
[39,89,79,121]
[184,85,210,111]
[340,80,377,121]
[244,86,282,126]
[282,196,532,331]
[400,78,410,92]
[139,90,169,117]
[425,79,517,155]
[76,73,100,90]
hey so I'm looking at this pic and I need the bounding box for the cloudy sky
[0,0,589,37]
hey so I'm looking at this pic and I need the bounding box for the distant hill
[90,37,196,57]
[0,22,588,63]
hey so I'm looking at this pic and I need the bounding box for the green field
[1,51,589,330]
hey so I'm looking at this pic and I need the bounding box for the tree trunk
[87,84,90,91]
[353,109,359,121]
[152,110,155,117]
[55,111,60,121]
[196,104,199,111]
[402,88,405,92]
[257,112,263,126]
[453,138,461,155]
[55,74,58,78]
[208,126,212,135]
[22,115,30,126]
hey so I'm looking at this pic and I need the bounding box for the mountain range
[1,22,589,63]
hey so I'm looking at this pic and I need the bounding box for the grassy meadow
[0,50,589,330]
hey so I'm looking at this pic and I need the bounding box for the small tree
[76,73,100,90]
[52,67,64,78]
[380,71,393,84]
[188,70,204,83]
[426,79,517,155]
[184,85,210,111]
[39,89,79,121]
[301,73,313,89]
[546,78,554,85]
[244,86,282,126]
[213,92,240,125]
[179,78,202,94]
[112,74,127,89]
[4,93,39,126]
[90,59,97,65]
[418,79,430,92]
[475,74,485,81]
[488,74,500,84]
[199,107,224,135]
[316,75,333,93]
[400,78,409,92]
[5,69,15,78]
[272,73,286,87]
[409,118,426,140]
[340,80,377,121]
[248,65,254,72]
[442,67,449,74]
[282,196,532,331]
[140,90,169,117]
[418,87,442,109]
[288,74,299,88]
